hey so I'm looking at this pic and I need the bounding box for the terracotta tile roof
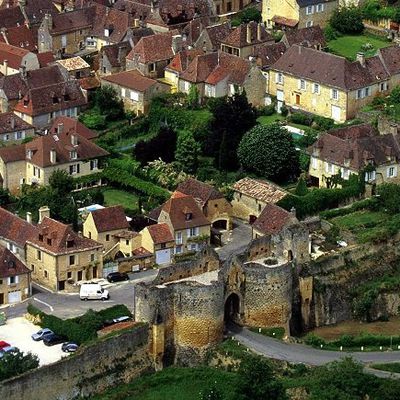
[202,22,232,50]
[252,203,294,235]
[148,205,162,221]
[14,80,87,117]
[166,48,204,73]
[102,69,158,91]
[0,207,38,247]
[176,178,224,208]
[132,246,153,258]
[222,22,274,48]
[0,144,25,162]
[272,45,389,91]
[378,45,400,76]
[180,52,218,83]
[146,223,174,244]
[0,111,33,134]
[113,230,139,239]
[91,206,129,233]
[308,123,400,170]
[28,217,102,255]
[36,51,55,67]
[253,42,287,70]
[282,26,326,48]
[127,31,178,64]
[271,16,298,28]
[161,191,210,230]
[79,75,101,90]
[49,116,98,140]
[0,25,37,52]
[233,177,287,204]
[0,42,31,70]
[56,56,90,72]
[181,18,203,46]
[0,6,25,29]
[0,245,30,279]
[22,0,58,25]
[50,7,94,35]
[101,41,132,68]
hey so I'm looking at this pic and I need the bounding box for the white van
[79,283,109,301]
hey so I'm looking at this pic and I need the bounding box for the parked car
[61,342,79,353]
[0,346,17,357]
[43,333,66,346]
[103,315,131,327]
[79,283,109,301]
[31,328,54,341]
[0,341,10,349]
[106,272,129,283]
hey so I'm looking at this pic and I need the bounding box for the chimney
[10,116,15,130]
[257,23,262,42]
[71,133,78,146]
[38,206,50,223]
[26,211,32,224]
[356,52,365,67]
[3,59,8,75]
[50,149,56,164]
[171,34,182,54]
[57,123,63,134]
[246,24,252,44]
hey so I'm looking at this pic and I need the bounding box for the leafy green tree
[238,124,299,182]
[236,357,287,400]
[49,169,74,195]
[232,7,262,26]
[0,187,12,206]
[201,386,224,400]
[206,92,257,170]
[175,131,201,174]
[330,6,364,34]
[295,176,309,196]
[0,349,39,381]
[188,85,200,109]
[376,183,400,214]
[95,85,124,121]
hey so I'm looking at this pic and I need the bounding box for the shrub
[304,333,326,347]
[389,85,400,104]
[79,110,107,130]
[289,112,313,126]
[324,24,339,41]
[330,5,364,34]
[313,115,335,131]
[0,349,39,381]
[258,104,276,116]
[294,176,309,196]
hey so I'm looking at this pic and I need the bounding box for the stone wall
[0,324,152,400]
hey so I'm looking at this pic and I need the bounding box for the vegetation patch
[249,327,285,340]
[371,362,400,374]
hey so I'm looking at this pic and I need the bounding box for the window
[160,243,166,249]
[67,271,72,279]
[380,82,388,91]
[331,89,339,100]
[8,276,17,285]
[185,212,192,221]
[16,131,24,140]
[325,162,334,174]
[313,83,320,94]
[130,91,139,101]
[126,240,130,246]
[276,72,283,84]
[27,149,33,159]
[149,63,156,72]
[189,243,197,251]
[299,79,306,90]
[31,264,35,272]
[70,150,77,160]
[356,89,363,99]
[88,231,91,239]
[44,270,48,279]
[365,170,376,182]
[365,87,370,97]
[227,1,232,12]
[387,166,397,178]
[37,250,42,260]
[69,164,80,175]
[306,5,314,14]
[90,159,98,170]
[317,3,324,12]
[77,270,83,281]
[106,234,110,241]
[47,238,52,246]
[121,88,126,97]
[90,253,95,262]
[188,227,199,237]
[67,239,74,248]
[69,255,75,265]
[306,20,313,27]
[175,245,182,254]
[341,168,349,180]
[311,157,317,169]
[33,167,41,178]
[175,232,182,244]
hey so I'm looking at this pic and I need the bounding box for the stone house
[49,116,98,142]
[157,191,211,255]
[55,56,91,79]
[269,45,400,122]
[220,21,274,59]
[0,24,38,53]
[99,41,132,75]
[176,178,233,231]
[307,123,400,187]
[126,31,182,78]
[83,205,130,253]
[101,69,170,115]
[140,223,175,265]
[0,244,31,305]
[194,21,232,52]
[232,177,288,222]
[0,126,108,194]
[213,0,252,15]
[0,112,34,144]
[0,42,39,75]
[27,216,103,291]
[280,25,326,50]
[262,0,338,29]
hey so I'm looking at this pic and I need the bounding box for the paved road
[230,326,400,367]
[4,269,157,319]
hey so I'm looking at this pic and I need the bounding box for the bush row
[288,112,335,131]
[320,197,378,219]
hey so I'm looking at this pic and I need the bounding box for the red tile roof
[201,21,232,50]
[282,26,326,48]
[0,25,37,52]
[0,6,25,29]
[36,51,55,67]
[180,52,218,83]
[102,69,158,91]
[28,217,102,255]
[0,42,31,70]
[0,112,33,134]
[233,178,287,204]
[49,116,98,140]
[176,178,224,208]
[166,49,204,73]
[91,206,129,233]
[222,21,274,48]
[252,203,294,235]
[146,223,174,244]
[272,16,298,28]
[0,244,30,279]
[253,42,287,70]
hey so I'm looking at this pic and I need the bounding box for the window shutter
[394,167,398,177]
[7,277,10,285]
[15,275,19,284]
[187,228,191,237]
[275,72,279,83]
[77,164,80,174]
[387,167,390,178]
[298,79,301,89]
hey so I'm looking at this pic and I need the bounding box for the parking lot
[0,317,66,366]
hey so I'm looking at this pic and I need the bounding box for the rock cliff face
[295,240,400,331]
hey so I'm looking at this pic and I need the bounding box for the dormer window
[67,239,74,248]
[185,212,192,221]
[47,238,52,246]
[52,96,59,104]
[38,234,43,242]
[70,150,77,160]
[23,98,29,107]
[63,94,70,101]
[27,149,33,159]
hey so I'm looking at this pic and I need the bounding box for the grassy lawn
[372,363,400,373]
[103,188,138,211]
[257,114,285,125]
[90,367,238,400]
[327,34,391,61]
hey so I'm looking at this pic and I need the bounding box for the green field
[257,114,285,125]
[327,34,391,60]
[103,188,139,211]
[372,363,400,374]
[90,367,238,400]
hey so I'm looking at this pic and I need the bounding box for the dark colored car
[61,342,79,353]
[43,333,66,346]
[106,272,129,283]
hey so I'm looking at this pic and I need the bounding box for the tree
[236,357,287,400]
[330,6,364,34]
[201,386,224,400]
[134,125,177,165]
[376,183,400,214]
[295,176,309,196]
[206,92,257,170]
[232,7,262,26]
[188,85,200,109]
[175,131,201,174]
[237,124,300,182]
[0,349,39,381]
[95,85,124,121]
[49,169,74,195]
